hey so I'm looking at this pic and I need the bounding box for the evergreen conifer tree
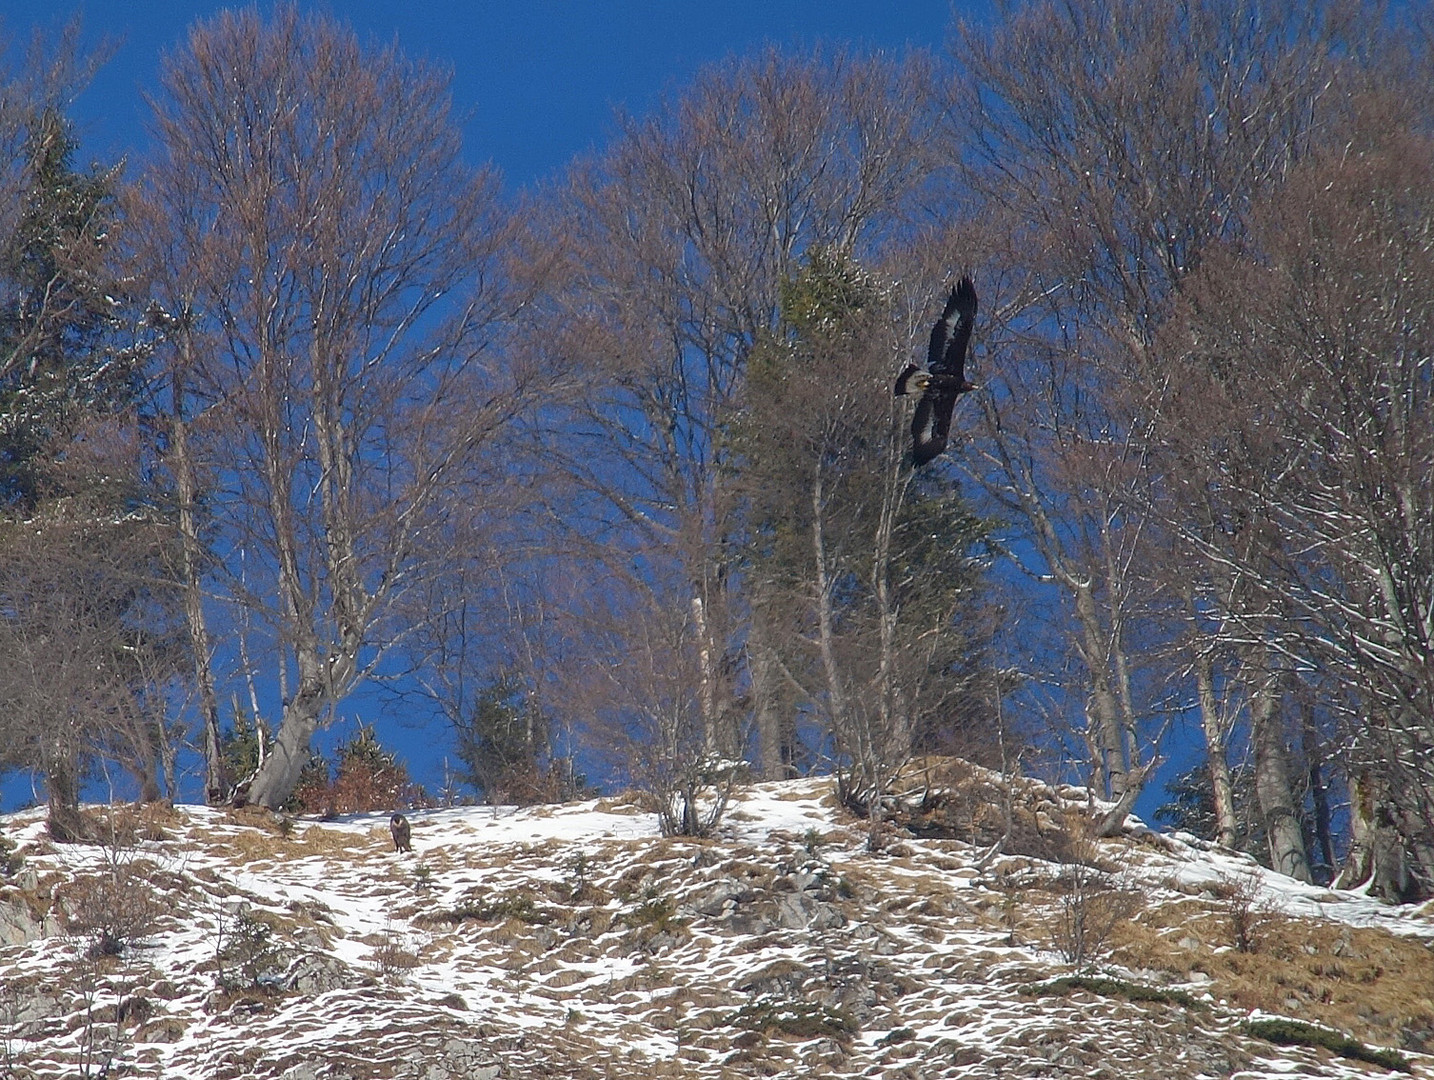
[736,252,998,811]
[0,100,180,833]
[0,107,131,507]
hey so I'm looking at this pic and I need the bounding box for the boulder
[0,894,46,946]
[285,953,360,995]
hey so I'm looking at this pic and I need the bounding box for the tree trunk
[1073,581,1128,801]
[129,720,164,804]
[814,465,868,810]
[244,666,327,809]
[811,468,848,738]
[169,331,227,804]
[1094,756,1159,837]
[690,594,718,756]
[1193,649,1239,848]
[1299,704,1335,881]
[1250,667,1311,882]
[748,614,793,779]
[44,725,87,841]
[238,366,360,811]
[871,458,911,768]
[1337,770,1429,901]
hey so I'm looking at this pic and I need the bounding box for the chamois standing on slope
[389,813,412,853]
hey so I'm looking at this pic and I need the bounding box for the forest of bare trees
[0,0,1430,899]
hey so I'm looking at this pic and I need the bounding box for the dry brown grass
[1111,900,1434,1051]
[109,802,184,842]
[51,802,183,846]
[210,827,290,864]
[204,817,384,865]
[592,790,649,815]
[767,779,835,803]
[224,805,285,831]
[298,824,386,855]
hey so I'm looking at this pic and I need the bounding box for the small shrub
[624,892,680,933]
[802,828,826,856]
[1002,895,1030,952]
[214,907,286,993]
[436,892,554,926]
[1049,855,1142,968]
[0,834,23,876]
[49,803,175,846]
[865,819,896,854]
[66,951,141,1080]
[286,725,426,815]
[59,857,168,958]
[452,674,594,807]
[1213,872,1277,953]
[411,863,435,891]
[1245,1018,1412,1073]
[370,925,421,982]
[565,851,603,903]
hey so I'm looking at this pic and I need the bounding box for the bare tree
[0,497,183,837]
[1168,95,1434,896]
[945,0,1379,832]
[1129,359,1317,877]
[137,6,528,809]
[153,305,226,803]
[523,49,942,821]
[555,578,740,836]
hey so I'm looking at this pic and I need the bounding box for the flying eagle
[893,276,978,467]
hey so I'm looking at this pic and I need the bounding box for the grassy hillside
[2,761,1431,1078]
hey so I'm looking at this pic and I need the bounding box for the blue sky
[1,0,1008,809]
[0,1,1210,832]
[5,0,976,188]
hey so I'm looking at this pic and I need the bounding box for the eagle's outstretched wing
[929,276,977,383]
[894,276,978,467]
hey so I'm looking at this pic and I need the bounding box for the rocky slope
[1,760,1431,1079]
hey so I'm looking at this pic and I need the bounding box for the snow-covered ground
[2,768,1431,1079]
